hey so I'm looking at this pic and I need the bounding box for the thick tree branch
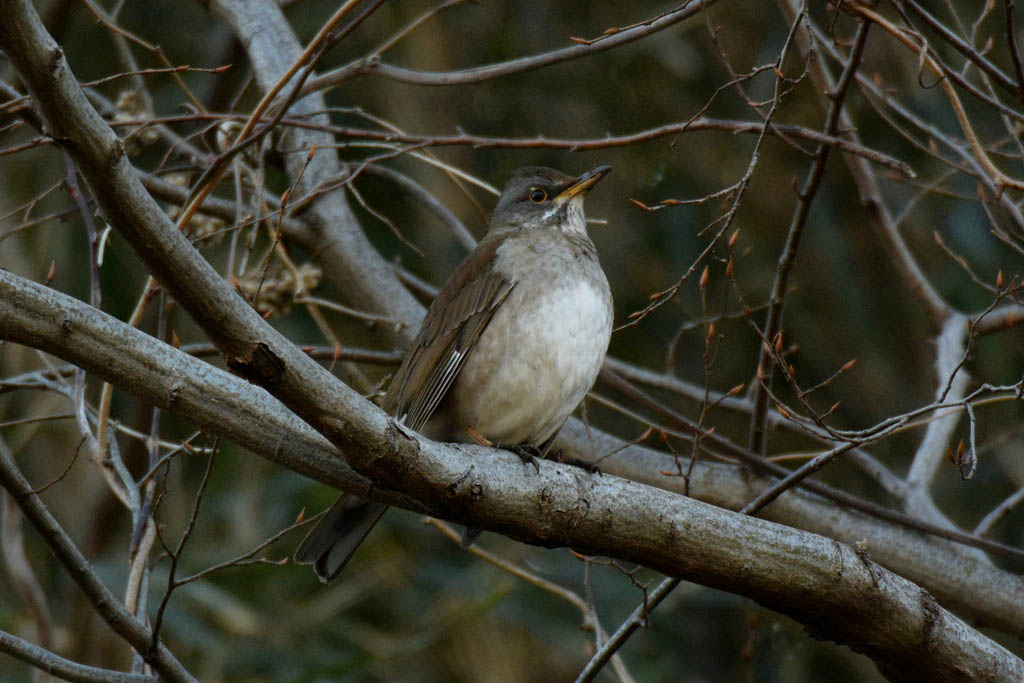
[212,0,424,336]
[556,420,1024,640]
[3,0,1022,677]
[2,271,1021,635]
[1,271,1023,678]
[2,269,1022,636]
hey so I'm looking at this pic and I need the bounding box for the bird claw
[573,459,603,476]
[508,444,542,472]
[555,450,603,475]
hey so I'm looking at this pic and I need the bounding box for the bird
[295,165,614,582]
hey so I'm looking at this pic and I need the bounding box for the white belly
[449,277,612,446]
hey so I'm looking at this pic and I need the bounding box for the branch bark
[2,270,1022,637]
[2,0,1022,678]
[1,270,1022,680]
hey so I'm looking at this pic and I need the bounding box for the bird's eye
[529,188,547,203]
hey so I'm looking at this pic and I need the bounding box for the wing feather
[385,235,515,432]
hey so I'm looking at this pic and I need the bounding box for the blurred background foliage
[1,0,1023,681]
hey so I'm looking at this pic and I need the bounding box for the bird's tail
[294,495,389,583]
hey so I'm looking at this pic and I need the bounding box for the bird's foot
[507,443,542,472]
[555,450,603,475]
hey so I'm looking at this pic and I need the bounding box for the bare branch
[0,270,1019,667]
[303,2,715,91]
[749,18,871,454]
[0,630,156,683]
[211,0,425,337]
[310,118,915,177]
[895,0,1020,99]
[3,0,1022,676]
[0,435,195,683]
[906,315,971,489]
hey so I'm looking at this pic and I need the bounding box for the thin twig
[303,2,715,91]
[748,19,870,454]
[0,436,195,682]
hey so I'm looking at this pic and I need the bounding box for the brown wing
[384,235,515,431]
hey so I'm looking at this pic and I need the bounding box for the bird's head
[490,165,611,235]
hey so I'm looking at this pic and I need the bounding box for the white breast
[451,274,612,446]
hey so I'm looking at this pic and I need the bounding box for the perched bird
[295,165,614,582]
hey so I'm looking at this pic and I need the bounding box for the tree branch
[778,0,950,322]
[3,1,1022,677]
[0,629,157,683]
[312,118,915,177]
[0,437,195,683]
[211,0,425,336]
[302,1,716,91]
[0,271,1022,678]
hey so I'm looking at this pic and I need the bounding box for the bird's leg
[463,425,540,471]
[462,425,493,447]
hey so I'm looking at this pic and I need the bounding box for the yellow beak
[555,166,611,201]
